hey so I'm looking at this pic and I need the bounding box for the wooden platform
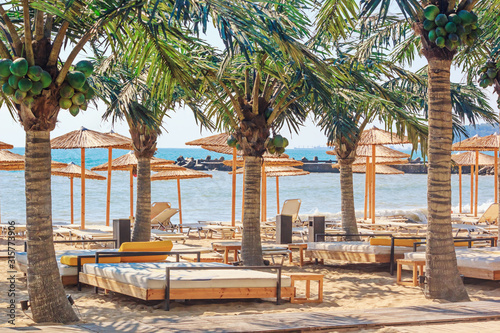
[305,249,404,263]
[11,300,500,332]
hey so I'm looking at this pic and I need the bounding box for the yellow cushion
[370,237,422,247]
[60,255,120,266]
[455,241,473,247]
[118,240,173,262]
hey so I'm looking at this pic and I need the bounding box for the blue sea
[0,147,495,225]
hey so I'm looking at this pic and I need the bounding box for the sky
[0,5,498,149]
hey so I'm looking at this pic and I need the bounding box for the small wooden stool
[287,243,309,267]
[396,259,425,286]
[285,273,323,304]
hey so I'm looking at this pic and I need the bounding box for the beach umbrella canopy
[151,168,212,225]
[452,151,496,214]
[52,163,106,225]
[0,150,65,170]
[452,134,499,215]
[92,152,177,217]
[51,127,132,228]
[352,164,404,175]
[327,145,410,159]
[0,141,14,150]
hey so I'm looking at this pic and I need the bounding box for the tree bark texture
[132,156,151,242]
[241,156,264,266]
[25,130,79,323]
[338,156,360,240]
[425,59,469,301]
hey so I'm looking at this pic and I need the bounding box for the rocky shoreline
[175,156,495,175]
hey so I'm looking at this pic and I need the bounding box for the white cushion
[307,241,416,255]
[82,262,292,290]
[405,248,500,270]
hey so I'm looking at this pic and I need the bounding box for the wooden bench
[285,272,323,304]
[396,259,425,287]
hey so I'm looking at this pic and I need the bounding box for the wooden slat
[458,267,500,280]
[305,249,403,263]
[79,273,149,299]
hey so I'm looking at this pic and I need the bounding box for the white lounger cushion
[82,262,292,290]
[307,241,418,255]
[405,248,500,270]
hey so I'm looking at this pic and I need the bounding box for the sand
[1,235,500,329]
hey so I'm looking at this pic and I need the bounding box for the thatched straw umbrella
[0,141,14,150]
[231,166,309,214]
[328,142,410,222]
[451,151,495,214]
[351,164,405,174]
[356,128,410,223]
[51,127,132,229]
[92,151,175,218]
[151,168,212,228]
[452,134,499,216]
[52,163,106,225]
[186,133,242,226]
[224,154,303,221]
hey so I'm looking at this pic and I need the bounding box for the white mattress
[82,262,292,290]
[404,248,500,270]
[307,241,418,255]
[15,249,119,277]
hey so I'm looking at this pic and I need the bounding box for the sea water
[0,147,495,225]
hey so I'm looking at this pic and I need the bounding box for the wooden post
[70,177,74,224]
[475,150,479,217]
[106,147,112,226]
[495,149,498,203]
[262,164,267,221]
[81,148,85,229]
[470,164,474,214]
[177,178,182,225]
[276,177,280,214]
[371,145,376,224]
[231,147,237,226]
[129,167,134,218]
[459,166,462,214]
[364,157,369,220]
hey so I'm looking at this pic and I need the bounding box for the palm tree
[317,0,496,301]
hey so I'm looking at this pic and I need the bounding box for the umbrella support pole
[364,157,370,220]
[129,168,134,219]
[470,165,474,214]
[106,147,112,226]
[231,148,237,226]
[459,166,462,214]
[81,148,86,230]
[495,149,498,204]
[371,146,376,224]
[475,151,479,217]
[177,179,182,227]
[70,177,74,224]
[276,177,280,215]
[261,165,267,222]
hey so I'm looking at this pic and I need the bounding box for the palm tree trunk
[132,156,151,242]
[241,156,264,265]
[425,59,469,301]
[338,156,360,240]
[25,130,79,323]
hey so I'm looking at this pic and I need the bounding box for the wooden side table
[396,259,425,286]
[285,273,323,304]
[287,243,309,267]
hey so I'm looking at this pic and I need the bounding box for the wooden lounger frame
[78,252,294,310]
[305,249,400,264]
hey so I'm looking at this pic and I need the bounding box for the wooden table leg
[299,247,304,267]
[396,262,402,284]
[318,278,323,303]
[412,262,418,286]
[289,251,293,264]
[306,280,310,299]
[224,249,229,264]
[234,249,238,262]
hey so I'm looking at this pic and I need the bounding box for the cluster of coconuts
[59,60,95,116]
[478,59,498,88]
[266,134,289,155]
[423,5,480,50]
[0,57,52,107]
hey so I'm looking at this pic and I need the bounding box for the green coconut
[18,78,33,92]
[470,29,479,39]
[275,147,285,155]
[69,105,80,117]
[448,14,462,25]
[273,135,284,148]
[76,81,90,93]
[27,66,43,81]
[264,107,273,119]
[435,14,448,27]
[30,81,43,95]
[282,137,289,148]
[227,135,237,147]
[23,96,34,108]
[59,98,72,109]
[428,29,437,42]
[445,39,456,51]
[10,58,28,77]
[235,143,241,151]
[479,78,491,88]
[267,145,276,154]
[80,101,88,111]
[66,71,86,89]
[424,5,440,21]
[449,34,459,43]
[60,84,75,98]
[14,89,26,101]
[8,75,21,89]
[84,86,95,100]
[0,59,12,77]
[423,20,437,31]
[436,27,447,37]
[470,11,478,23]
[456,24,466,37]
[74,60,94,78]
[445,22,457,33]
[40,71,52,88]
[458,10,474,25]
[2,83,15,95]
[72,92,85,105]
[435,37,446,48]
[487,68,498,79]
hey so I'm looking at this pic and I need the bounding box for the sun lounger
[151,202,171,219]
[151,229,188,243]
[151,207,179,231]
[1,223,26,237]
[78,260,294,310]
[404,247,500,280]
[279,199,302,225]
[459,203,499,225]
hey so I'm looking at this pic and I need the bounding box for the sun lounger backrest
[119,240,173,262]
[478,203,499,224]
[151,202,171,220]
[152,208,179,227]
[281,199,301,223]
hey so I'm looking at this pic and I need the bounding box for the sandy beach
[2,236,500,329]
